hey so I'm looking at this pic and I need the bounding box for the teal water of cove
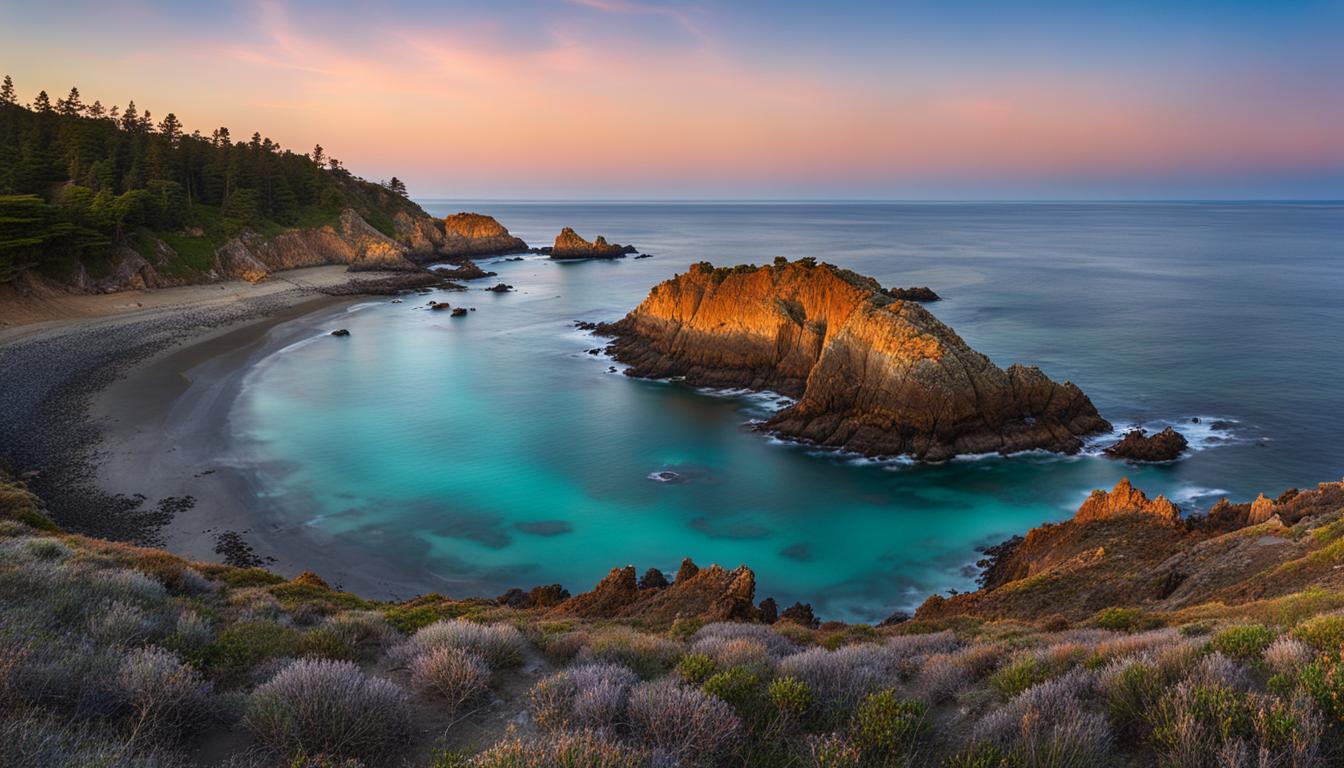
[230,203,1344,621]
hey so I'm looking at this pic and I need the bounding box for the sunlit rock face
[215,208,419,281]
[550,227,634,259]
[438,213,528,257]
[603,259,1110,460]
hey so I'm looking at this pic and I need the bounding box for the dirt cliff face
[215,208,420,281]
[603,260,1110,460]
[436,213,528,257]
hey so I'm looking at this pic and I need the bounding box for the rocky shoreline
[0,268,448,546]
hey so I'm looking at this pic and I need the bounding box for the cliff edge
[602,259,1110,460]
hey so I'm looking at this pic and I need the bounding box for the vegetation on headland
[0,76,422,284]
[5,465,1344,766]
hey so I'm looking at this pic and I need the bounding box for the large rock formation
[1104,426,1188,462]
[548,559,761,624]
[601,259,1110,460]
[1074,477,1182,526]
[550,227,636,259]
[437,213,528,258]
[215,208,421,282]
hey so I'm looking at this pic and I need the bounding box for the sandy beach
[0,266,453,596]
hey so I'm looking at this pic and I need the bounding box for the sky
[2,0,1342,199]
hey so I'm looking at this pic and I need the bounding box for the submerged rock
[330,329,350,337]
[1104,426,1189,461]
[550,227,636,259]
[603,258,1110,460]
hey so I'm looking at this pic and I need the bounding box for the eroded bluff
[602,259,1110,460]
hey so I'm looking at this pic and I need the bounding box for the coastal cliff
[602,259,1110,460]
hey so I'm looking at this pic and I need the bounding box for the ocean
[225,202,1344,622]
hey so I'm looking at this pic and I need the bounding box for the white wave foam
[1082,415,1243,457]
[1169,485,1229,507]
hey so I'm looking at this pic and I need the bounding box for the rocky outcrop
[1074,478,1182,526]
[601,259,1110,460]
[437,213,528,258]
[882,286,940,302]
[549,227,636,259]
[1104,426,1188,461]
[215,208,420,281]
[393,211,448,258]
[434,261,495,280]
[548,559,759,624]
[918,478,1344,624]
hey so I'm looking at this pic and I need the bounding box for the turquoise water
[231,203,1344,622]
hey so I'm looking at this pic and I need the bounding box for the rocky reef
[548,227,637,259]
[600,259,1110,460]
[882,286,941,302]
[1104,426,1189,461]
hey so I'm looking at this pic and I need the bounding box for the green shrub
[1291,613,1344,652]
[299,625,360,661]
[853,690,928,756]
[1209,624,1276,662]
[1092,607,1160,633]
[1297,652,1344,724]
[701,666,764,723]
[677,652,717,685]
[1104,662,1163,738]
[989,654,1047,698]
[206,620,301,684]
[768,676,813,719]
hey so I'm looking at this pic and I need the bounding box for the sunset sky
[3,0,1342,199]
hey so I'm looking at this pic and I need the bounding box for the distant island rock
[599,258,1109,460]
[882,286,940,302]
[1104,426,1189,462]
[549,227,637,259]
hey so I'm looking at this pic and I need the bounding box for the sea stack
[601,258,1110,460]
[550,227,636,259]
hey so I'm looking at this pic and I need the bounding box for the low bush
[529,661,639,732]
[205,619,302,685]
[1100,659,1163,738]
[1264,636,1314,675]
[768,675,813,720]
[989,653,1048,698]
[852,689,928,757]
[778,645,890,722]
[677,652,717,685]
[1291,613,1344,653]
[1208,624,1276,662]
[627,678,742,764]
[244,658,412,764]
[450,729,648,768]
[1092,607,1161,633]
[578,626,682,678]
[116,646,214,741]
[410,646,491,712]
[390,619,525,669]
[692,622,798,657]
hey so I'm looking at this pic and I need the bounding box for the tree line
[0,76,414,282]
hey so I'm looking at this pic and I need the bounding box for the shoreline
[0,267,457,595]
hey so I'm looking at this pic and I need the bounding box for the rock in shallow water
[1104,426,1189,461]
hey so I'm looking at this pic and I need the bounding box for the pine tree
[311,144,324,167]
[211,126,231,147]
[55,86,83,116]
[0,76,15,106]
[387,176,407,196]
[141,109,153,133]
[121,101,138,131]
[158,113,182,146]
[108,104,119,122]
[32,91,52,113]
[87,100,105,119]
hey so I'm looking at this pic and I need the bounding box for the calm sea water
[229,202,1344,622]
